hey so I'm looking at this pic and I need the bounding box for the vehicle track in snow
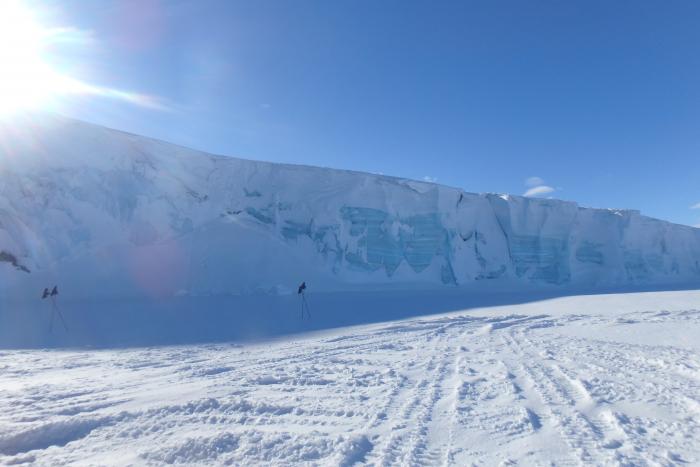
[0,293,699,465]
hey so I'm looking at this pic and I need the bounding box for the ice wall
[1,113,699,300]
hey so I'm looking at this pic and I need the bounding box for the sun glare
[0,1,58,113]
[0,1,168,114]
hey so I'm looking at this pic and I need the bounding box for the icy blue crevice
[474,230,507,279]
[340,207,402,274]
[485,195,514,265]
[623,249,648,280]
[314,226,344,270]
[277,202,292,211]
[473,231,487,269]
[644,253,664,272]
[244,188,262,197]
[66,168,157,225]
[345,249,382,272]
[575,241,604,265]
[401,213,449,273]
[361,234,404,275]
[245,207,274,225]
[185,187,208,202]
[340,207,388,237]
[281,220,312,240]
[339,207,454,282]
[510,235,570,284]
[102,170,144,222]
[476,265,506,280]
[279,217,344,267]
[460,227,506,281]
[624,248,668,279]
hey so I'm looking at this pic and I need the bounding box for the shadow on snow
[0,282,698,349]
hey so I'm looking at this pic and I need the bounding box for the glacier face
[0,113,699,300]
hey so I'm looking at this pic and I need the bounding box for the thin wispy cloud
[44,26,96,45]
[523,185,555,197]
[48,27,171,111]
[522,176,557,197]
[525,176,544,188]
[423,176,437,183]
[71,79,170,111]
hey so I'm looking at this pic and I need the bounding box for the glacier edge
[0,113,699,300]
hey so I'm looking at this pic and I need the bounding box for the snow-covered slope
[1,113,699,301]
[1,290,699,465]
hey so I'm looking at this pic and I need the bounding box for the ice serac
[0,113,699,300]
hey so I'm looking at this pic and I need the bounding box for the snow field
[0,289,699,465]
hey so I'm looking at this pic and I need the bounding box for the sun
[0,1,63,114]
[0,1,167,115]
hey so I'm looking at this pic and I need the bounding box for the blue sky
[35,0,700,227]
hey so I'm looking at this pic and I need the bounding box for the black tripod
[300,291,311,320]
[49,296,68,332]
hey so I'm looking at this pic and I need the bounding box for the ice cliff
[1,113,699,300]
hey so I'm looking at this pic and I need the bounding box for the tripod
[300,291,311,320]
[49,297,69,332]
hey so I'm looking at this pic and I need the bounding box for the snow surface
[0,289,699,465]
[1,113,699,307]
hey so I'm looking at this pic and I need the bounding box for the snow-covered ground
[1,289,699,466]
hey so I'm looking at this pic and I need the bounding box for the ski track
[0,298,699,465]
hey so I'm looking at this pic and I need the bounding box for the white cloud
[60,76,171,111]
[423,176,437,183]
[525,176,544,187]
[522,176,559,197]
[691,202,700,210]
[523,185,555,197]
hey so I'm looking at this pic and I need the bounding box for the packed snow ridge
[1,113,699,300]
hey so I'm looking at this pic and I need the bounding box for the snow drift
[1,113,699,303]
